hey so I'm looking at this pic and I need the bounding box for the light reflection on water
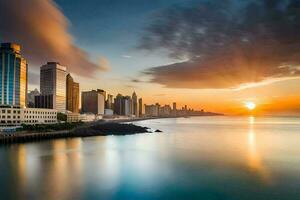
[1,116,300,200]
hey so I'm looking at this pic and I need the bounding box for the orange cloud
[140,0,300,89]
[0,0,107,77]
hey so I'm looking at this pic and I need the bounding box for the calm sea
[1,116,300,200]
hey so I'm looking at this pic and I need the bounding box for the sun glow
[245,102,256,110]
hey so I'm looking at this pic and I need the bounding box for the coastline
[0,122,151,145]
[0,114,221,145]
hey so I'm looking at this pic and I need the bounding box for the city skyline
[1,0,300,115]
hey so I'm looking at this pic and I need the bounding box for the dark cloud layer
[0,0,108,78]
[140,0,300,89]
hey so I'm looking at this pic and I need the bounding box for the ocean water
[0,116,300,200]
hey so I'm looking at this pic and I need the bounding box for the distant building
[66,74,79,113]
[27,89,40,108]
[114,94,123,115]
[160,105,172,116]
[106,94,113,109]
[173,102,177,111]
[145,103,160,117]
[38,62,67,112]
[0,43,28,107]
[122,96,132,116]
[138,98,143,117]
[81,89,105,115]
[104,109,114,116]
[132,92,138,116]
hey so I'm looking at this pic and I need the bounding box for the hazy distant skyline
[1,0,300,115]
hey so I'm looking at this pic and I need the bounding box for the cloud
[122,55,132,58]
[0,0,107,78]
[139,0,300,89]
[98,57,111,71]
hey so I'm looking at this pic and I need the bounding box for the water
[1,116,300,200]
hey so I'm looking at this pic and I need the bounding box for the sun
[245,102,256,110]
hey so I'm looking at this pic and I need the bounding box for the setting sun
[245,102,256,110]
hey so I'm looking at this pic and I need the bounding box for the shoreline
[0,114,221,145]
[0,122,152,145]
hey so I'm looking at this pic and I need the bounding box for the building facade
[145,103,160,117]
[39,62,67,112]
[0,106,57,127]
[122,96,132,116]
[138,98,143,117]
[27,88,40,108]
[132,92,138,116]
[81,89,105,115]
[114,94,123,115]
[106,94,113,109]
[0,43,27,107]
[66,74,79,113]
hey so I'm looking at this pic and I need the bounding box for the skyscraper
[132,91,138,116]
[173,102,177,111]
[66,74,74,112]
[66,74,79,113]
[39,62,67,112]
[122,96,132,116]
[106,94,113,109]
[72,82,79,113]
[0,43,27,107]
[138,98,143,117]
[114,94,123,115]
[81,89,105,115]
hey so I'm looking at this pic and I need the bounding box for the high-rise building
[173,102,177,111]
[0,43,27,107]
[132,91,138,116]
[39,62,67,112]
[72,82,79,113]
[66,74,79,113]
[122,96,132,116]
[114,94,123,115]
[106,94,113,109]
[138,98,143,117]
[97,89,106,100]
[81,89,105,115]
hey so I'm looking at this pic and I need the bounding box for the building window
[2,110,5,113]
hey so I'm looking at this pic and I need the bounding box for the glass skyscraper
[0,43,28,107]
[40,62,67,113]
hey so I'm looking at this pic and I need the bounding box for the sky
[0,0,300,115]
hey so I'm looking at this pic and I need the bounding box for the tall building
[97,89,106,100]
[132,91,138,116]
[122,96,132,116]
[138,98,143,117]
[0,43,27,107]
[106,94,113,109]
[39,62,67,112]
[81,89,105,115]
[173,102,177,111]
[66,74,79,113]
[114,94,123,115]
[72,82,79,113]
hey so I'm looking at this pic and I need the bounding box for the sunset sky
[1,0,300,115]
